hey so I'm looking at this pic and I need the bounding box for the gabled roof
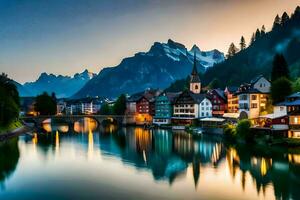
[159,92,181,102]
[209,88,227,101]
[276,99,300,106]
[287,92,300,99]
[250,75,270,85]
[225,86,239,93]
[189,92,208,104]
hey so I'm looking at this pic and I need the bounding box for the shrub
[236,119,253,142]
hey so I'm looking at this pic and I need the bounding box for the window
[251,103,257,108]
[295,117,298,124]
[195,85,199,90]
[251,95,257,100]
[206,112,209,116]
[201,112,204,116]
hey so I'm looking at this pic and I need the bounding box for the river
[0,118,299,199]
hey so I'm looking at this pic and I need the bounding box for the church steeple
[190,51,201,94]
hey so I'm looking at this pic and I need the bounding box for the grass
[0,120,23,134]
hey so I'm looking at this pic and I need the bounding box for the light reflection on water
[0,119,299,199]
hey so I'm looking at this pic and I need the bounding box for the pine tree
[272,14,281,30]
[226,43,238,58]
[255,29,261,40]
[239,36,246,50]
[261,25,266,36]
[250,33,255,45]
[281,12,290,25]
[271,77,292,104]
[271,54,289,82]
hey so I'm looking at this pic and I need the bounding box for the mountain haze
[74,39,224,98]
[22,69,96,98]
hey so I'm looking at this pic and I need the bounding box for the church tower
[190,52,201,94]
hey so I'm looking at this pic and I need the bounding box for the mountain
[13,81,33,97]
[202,6,300,87]
[22,69,96,98]
[73,39,224,98]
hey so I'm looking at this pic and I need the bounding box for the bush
[224,123,236,139]
[236,119,253,142]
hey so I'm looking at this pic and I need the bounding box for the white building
[237,75,271,119]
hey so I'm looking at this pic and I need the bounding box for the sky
[0,0,299,83]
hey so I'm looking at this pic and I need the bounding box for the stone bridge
[21,115,130,129]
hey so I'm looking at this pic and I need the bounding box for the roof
[235,84,265,95]
[276,99,300,106]
[259,113,287,119]
[190,92,208,103]
[287,92,300,99]
[223,113,240,119]
[127,89,162,103]
[127,92,144,102]
[200,117,225,122]
[225,86,239,93]
[190,52,201,83]
[250,75,264,85]
[209,89,227,101]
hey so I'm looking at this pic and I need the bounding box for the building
[65,97,103,115]
[276,92,300,137]
[56,99,67,115]
[236,75,271,119]
[172,90,212,125]
[20,97,37,116]
[224,86,239,113]
[207,89,227,116]
[153,92,180,125]
[126,89,161,125]
[190,52,201,94]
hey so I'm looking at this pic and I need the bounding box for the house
[20,97,37,116]
[65,97,103,115]
[126,89,161,125]
[207,89,227,116]
[172,90,212,125]
[153,92,180,125]
[224,86,239,113]
[275,92,300,137]
[236,75,271,119]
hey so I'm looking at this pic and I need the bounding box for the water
[0,118,300,199]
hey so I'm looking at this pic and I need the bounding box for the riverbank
[0,121,32,141]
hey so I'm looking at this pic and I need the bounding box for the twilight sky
[0,0,299,83]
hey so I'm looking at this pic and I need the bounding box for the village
[19,53,300,139]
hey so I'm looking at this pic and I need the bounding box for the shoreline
[0,125,33,142]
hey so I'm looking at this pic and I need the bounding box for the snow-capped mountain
[22,69,96,98]
[73,39,224,98]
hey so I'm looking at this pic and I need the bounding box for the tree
[239,36,246,50]
[236,119,252,142]
[34,92,57,115]
[271,77,292,104]
[271,54,289,82]
[293,78,300,92]
[250,33,256,45]
[99,103,111,115]
[208,78,221,89]
[226,43,238,58]
[261,25,266,36]
[113,94,127,115]
[255,28,261,40]
[281,12,290,25]
[272,14,281,30]
[0,73,20,126]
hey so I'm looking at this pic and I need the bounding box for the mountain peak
[190,45,201,54]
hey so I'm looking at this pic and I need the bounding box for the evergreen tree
[271,54,289,82]
[113,94,127,115]
[261,25,266,36]
[281,12,290,25]
[250,33,255,45]
[255,29,261,40]
[271,77,292,104]
[272,14,281,30]
[239,36,246,50]
[226,43,238,58]
[208,78,221,89]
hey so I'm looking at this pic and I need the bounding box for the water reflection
[0,138,19,189]
[2,122,300,199]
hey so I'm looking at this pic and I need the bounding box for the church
[172,53,212,125]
